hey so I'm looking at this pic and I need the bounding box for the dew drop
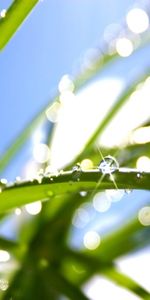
[72,163,82,181]
[80,191,87,197]
[98,156,119,174]
[137,172,142,179]
[0,9,7,18]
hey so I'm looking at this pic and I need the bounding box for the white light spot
[45,102,61,123]
[136,156,150,171]
[15,208,22,216]
[106,189,124,202]
[0,178,7,185]
[0,9,6,18]
[72,208,90,228]
[58,74,74,93]
[0,279,9,291]
[93,192,111,212]
[33,143,50,163]
[83,231,101,250]
[80,191,87,197]
[130,126,150,144]
[81,159,94,170]
[138,206,150,226]
[0,250,10,262]
[126,8,149,34]
[116,38,133,57]
[25,201,42,215]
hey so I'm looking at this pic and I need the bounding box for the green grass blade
[66,250,150,299]
[0,169,150,213]
[43,268,89,300]
[103,268,150,299]
[0,0,39,50]
[0,99,54,174]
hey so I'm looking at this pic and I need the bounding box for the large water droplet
[98,156,119,174]
[72,163,82,181]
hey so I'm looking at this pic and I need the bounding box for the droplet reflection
[98,155,119,174]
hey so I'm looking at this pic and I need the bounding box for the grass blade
[0,169,150,213]
[0,0,39,50]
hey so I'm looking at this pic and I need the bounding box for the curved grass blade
[0,98,56,174]
[0,169,150,213]
[66,250,150,299]
[0,0,39,50]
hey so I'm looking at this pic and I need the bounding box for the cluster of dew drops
[0,155,143,193]
[0,155,118,192]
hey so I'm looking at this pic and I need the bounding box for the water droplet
[80,191,87,197]
[98,156,119,174]
[50,177,54,182]
[0,9,7,18]
[137,172,142,179]
[81,159,93,170]
[72,163,82,181]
